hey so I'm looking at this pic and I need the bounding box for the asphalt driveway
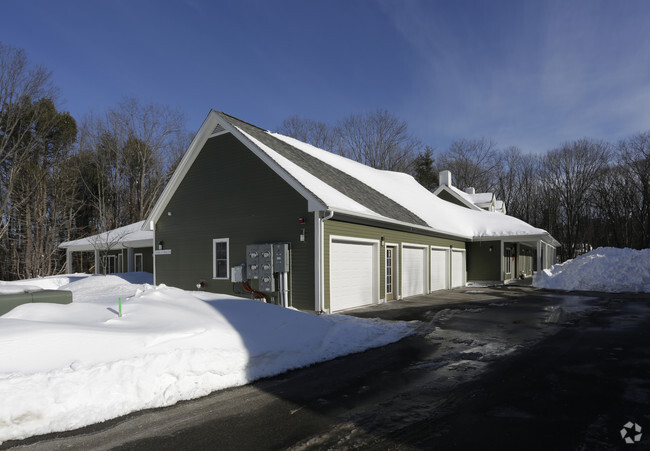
[6,286,650,450]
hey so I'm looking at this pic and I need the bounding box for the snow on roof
[466,192,494,205]
[59,221,153,252]
[442,185,483,210]
[260,131,551,241]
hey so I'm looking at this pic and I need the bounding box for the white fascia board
[144,110,222,230]
[144,110,327,229]
[328,207,473,241]
[433,185,482,211]
[472,234,559,247]
[218,114,327,212]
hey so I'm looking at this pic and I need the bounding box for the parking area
[7,286,650,450]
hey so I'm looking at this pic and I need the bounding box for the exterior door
[386,246,396,301]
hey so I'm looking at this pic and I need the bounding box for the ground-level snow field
[534,247,650,292]
[0,274,414,444]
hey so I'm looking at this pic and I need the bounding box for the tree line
[0,43,188,279]
[2,42,648,280]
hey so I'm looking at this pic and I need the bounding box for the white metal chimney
[439,170,452,187]
[464,187,476,195]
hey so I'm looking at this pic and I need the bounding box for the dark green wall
[154,133,315,310]
[466,241,501,281]
[133,247,154,273]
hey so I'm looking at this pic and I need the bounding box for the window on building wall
[505,248,512,274]
[213,238,229,279]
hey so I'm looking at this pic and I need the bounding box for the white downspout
[315,210,334,313]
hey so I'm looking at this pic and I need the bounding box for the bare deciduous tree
[335,109,421,172]
[78,98,188,232]
[438,137,501,192]
[618,132,650,248]
[541,138,611,259]
[277,115,338,152]
[0,42,57,240]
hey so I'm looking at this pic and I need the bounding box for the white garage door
[402,246,427,297]
[330,240,376,311]
[451,250,466,288]
[430,248,448,291]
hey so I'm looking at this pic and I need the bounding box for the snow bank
[534,247,650,292]
[0,275,414,444]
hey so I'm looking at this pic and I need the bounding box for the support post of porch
[66,249,73,274]
[127,247,134,272]
[94,249,100,275]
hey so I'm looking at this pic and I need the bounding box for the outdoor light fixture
[158,241,164,250]
[298,217,306,224]
[380,236,385,246]
[489,246,493,252]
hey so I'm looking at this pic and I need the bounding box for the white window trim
[213,238,230,280]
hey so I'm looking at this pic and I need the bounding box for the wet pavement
[6,286,650,450]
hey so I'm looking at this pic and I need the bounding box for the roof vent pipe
[439,170,452,187]
[465,187,476,195]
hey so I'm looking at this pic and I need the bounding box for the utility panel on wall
[245,243,291,292]
[246,244,274,291]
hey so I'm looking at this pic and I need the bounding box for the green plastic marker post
[119,297,122,317]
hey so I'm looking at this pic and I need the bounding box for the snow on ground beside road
[534,247,650,293]
[0,274,414,444]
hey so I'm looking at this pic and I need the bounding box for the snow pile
[0,274,413,444]
[534,247,650,292]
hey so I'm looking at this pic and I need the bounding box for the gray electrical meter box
[272,243,290,272]
[246,244,274,291]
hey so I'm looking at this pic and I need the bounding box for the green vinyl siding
[154,133,315,310]
[323,219,465,311]
[466,241,501,281]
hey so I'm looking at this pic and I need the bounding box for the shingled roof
[221,113,428,227]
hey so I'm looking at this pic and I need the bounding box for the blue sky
[3,0,650,154]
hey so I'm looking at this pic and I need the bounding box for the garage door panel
[402,246,426,298]
[451,250,465,288]
[431,248,448,291]
[330,240,376,311]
